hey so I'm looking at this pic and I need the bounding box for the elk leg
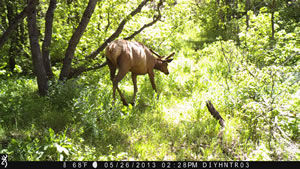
[113,69,129,106]
[148,71,160,100]
[113,86,127,106]
[148,71,157,92]
[117,88,128,106]
[107,59,116,81]
[131,73,138,105]
[107,59,127,105]
[107,59,118,104]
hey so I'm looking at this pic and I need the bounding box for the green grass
[0,41,299,161]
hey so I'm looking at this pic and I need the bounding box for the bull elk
[105,39,175,106]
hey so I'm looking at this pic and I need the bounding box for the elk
[105,39,175,106]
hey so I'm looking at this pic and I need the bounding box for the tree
[42,0,57,79]
[27,0,48,95]
[0,0,167,95]
[245,0,251,30]
[270,0,276,41]
[0,1,28,48]
[68,0,164,78]
[6,0,18,71]
[59,0,98,80]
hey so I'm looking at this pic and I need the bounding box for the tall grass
[0,39,299,160]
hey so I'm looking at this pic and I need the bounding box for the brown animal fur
[105,39,175,105]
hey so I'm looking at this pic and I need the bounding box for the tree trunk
[27,0,48,95]
[42,0,57,79]
[225,0,232,22]
[0,0,8,30]
[245,0,250,30]
[270,0,276,42]
[59,0,98,80]
[6,1,16,71]
[0,2,28,48]
[271,12,275,41]
[234,0,240,45]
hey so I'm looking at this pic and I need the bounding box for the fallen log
[206,100,225,128]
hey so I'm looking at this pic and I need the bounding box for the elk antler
[150,48,163,58]
[165,52,175,60]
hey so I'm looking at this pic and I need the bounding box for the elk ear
[165,58,173,63]
[165,52,175,60]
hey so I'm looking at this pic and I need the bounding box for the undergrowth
[1,38,299,161]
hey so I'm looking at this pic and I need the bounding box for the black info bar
[0,160,298,169]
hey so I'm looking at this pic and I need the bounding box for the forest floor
[1,42,299,161]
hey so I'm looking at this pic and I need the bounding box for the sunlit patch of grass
[224,118,241,139]
[247,144,272,161]
[162,98,194,125]
[122,109,171,160]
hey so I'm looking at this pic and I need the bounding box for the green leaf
[54,143,69,156]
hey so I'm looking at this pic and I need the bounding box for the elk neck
[154,59,164,71]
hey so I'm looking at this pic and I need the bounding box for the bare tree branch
[124,0,163,40]
[85,0,151,59]
[68,61,108,78]
[104,11,111,33]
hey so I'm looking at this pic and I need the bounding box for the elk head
[150,49,175,75]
